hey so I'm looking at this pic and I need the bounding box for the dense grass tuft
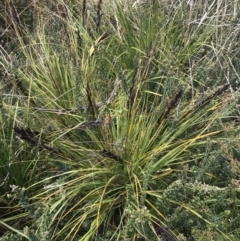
[0,1,240,240]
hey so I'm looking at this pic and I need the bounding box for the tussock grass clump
[0,0,240,240]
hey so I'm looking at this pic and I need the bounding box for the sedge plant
[0,1,240,241]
